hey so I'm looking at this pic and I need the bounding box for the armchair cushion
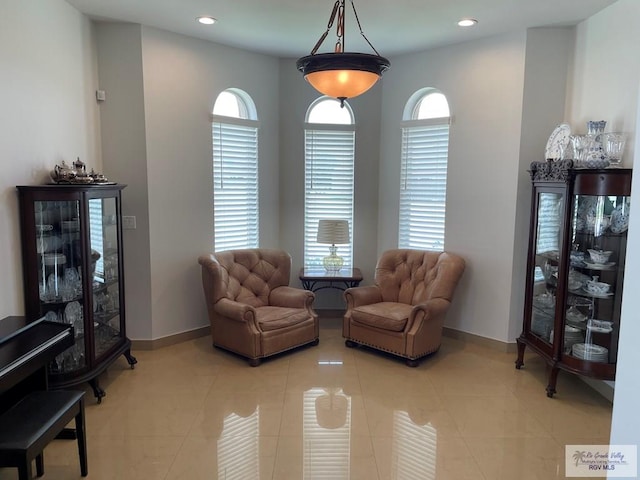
[257,306,312,332]
[351,302,412,332]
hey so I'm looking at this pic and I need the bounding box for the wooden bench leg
[76,397,88,477]
[36,453,44,476]
[18,461,32,480]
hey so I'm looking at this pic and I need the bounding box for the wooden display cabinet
[17,184,136,402]
[516,161,631,397]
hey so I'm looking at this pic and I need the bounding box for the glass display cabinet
[17,184,136,402]
[516,161,631,397]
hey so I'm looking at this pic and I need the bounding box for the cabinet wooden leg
[515,338,526,369]
[89,378,106,404]
[123,349,137,369]
[546,367,559,398]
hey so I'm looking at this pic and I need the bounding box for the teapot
[50,160,77,183]
[71,157,94,183]
[73,157,87,175]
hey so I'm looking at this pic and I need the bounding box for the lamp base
[323,245,344,273]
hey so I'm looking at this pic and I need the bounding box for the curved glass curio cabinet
[17,184,136,402]
[516,161,631,397]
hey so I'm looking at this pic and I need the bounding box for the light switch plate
[122,216,136,229]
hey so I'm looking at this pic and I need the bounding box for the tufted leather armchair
[198,249,319,366]
[343,249,465,366]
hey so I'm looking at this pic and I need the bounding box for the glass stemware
[602,132,626,167]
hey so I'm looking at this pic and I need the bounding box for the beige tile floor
[0,316,612,480]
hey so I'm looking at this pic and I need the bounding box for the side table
[299,267,363,292]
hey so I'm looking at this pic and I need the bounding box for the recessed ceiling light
[458,18,478,27]
[197,16,217,25]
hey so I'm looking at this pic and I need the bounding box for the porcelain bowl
[588,249,612,264]
[585,279,611,295]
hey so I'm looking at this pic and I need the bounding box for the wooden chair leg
[75,399,88,476]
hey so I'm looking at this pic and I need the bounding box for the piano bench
[0,390,87,480]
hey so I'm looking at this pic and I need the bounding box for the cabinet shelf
[516,163,631,397]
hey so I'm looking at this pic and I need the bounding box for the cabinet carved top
[529,159,573,182]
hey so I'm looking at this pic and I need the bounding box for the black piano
[0,316,74,414]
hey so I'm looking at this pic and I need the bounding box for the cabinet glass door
[563,193,630,364]
[529,192,564,344]
[35,199,86,372]
[88,197,122,358]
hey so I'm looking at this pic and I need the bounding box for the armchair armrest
[215,297,257,324]
[406,297,451,331]
[344,285,383,309]
[270,286,315,309]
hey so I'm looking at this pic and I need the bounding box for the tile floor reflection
[0,316,612,479]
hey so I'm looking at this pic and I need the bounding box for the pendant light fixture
[296,0,390,107]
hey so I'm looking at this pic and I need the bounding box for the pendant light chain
[309,0,380,56]
[349,0,382,56]
[335,2,345,53]
[310,1,340,55]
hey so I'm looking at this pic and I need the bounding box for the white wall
[95,23,152,340]
[0,0,100,318]
[568,0,639,157]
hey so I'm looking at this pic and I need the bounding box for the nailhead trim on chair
[345,337,439,360]
[214,337,319,361]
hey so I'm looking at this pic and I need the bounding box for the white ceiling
[66,0,616,58]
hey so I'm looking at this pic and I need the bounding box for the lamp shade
[317,219,350,245]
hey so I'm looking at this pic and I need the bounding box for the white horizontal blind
[213,120,259,251]
[536,193,562,254]
[534,193,563,282]
[88,199,104,278]
[304,127,354,267]
[399,123,449,251]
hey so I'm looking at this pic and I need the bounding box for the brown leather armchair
[343,249,465,366]
[198,249,319,366]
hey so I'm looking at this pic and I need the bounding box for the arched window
[211,88,259,251]
[398,89,451,250]
[304,97,355,268]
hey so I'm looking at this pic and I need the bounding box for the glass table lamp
[317,219,350,273]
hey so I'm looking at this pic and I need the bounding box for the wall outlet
[122,216,136,229]
[96,90,106,102]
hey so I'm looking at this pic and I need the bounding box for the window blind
[304,127,354,267]
[212,120,259,251]
[88,199,104,278]
[399,123,449,251]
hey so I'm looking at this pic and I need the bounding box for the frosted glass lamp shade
[297,53,390,104]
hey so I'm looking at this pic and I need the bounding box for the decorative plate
[545,123,571,160]
[610,200,630,234]
[583,261,616,270]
